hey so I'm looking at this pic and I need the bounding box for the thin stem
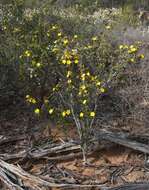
[89,96,98,130]
[70,105,82,140]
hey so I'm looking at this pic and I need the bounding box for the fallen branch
[0,135,26,146]
[29,142,81,159]
[0,141,81,161]
[95,129,149,154]
[0,139,107,162]
[108,183,149,190]
[0,151,26,161]
[0,159,107,190]
[0,168,24,190]
[2,129,149,164]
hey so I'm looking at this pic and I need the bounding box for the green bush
[23,22,143,161]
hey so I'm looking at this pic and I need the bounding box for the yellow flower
[86,72,90,76]
[34,108,40,114]
[63,39,69,45]
[84,90,87,94]
[80,112,84,118]
[130,45,134,49]
[74,59,79,64]
[52,25,57,30]
[130,58,135,63]
[90,112,95,117]
[82,99,87,105]
[66,60,71,65]
[52,87,57,92]
[92,36,97,41]
[62,111,66,117]
[64,51,71,59]
[26,96,36,104]
[91,76,95,81]
[106,25,111,30]
[26,95,30,99]
[36,63,41,67]
[31,98,36,104]
[58,32,62,37]
[100,87,105,93]
[119,45,124,50]
[87,45,92,49]
[72,49,77,54]
[66,109,71,115]
[139,54,145,59]
[24,50,31,57]
[66,71,72,78]
[128,47,137,54]
[3,26,7,30]
[131,47,137,52]
[81,73,85,81]
[96,81,101,86]
[49,108,54,114]
[80,85,86,90]
[74,35,78,39]
[62,59,66,64]
[67,79,72,84]
[137,41,141,45]
[28,98,32,103]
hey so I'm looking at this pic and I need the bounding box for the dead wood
[29,142,81,159]
[1,128,149,164]
[108,183,149,190]
[0,141,81,161]
[2,129,149,163]
[95,129,149,154]
[0,168,24,190]
[0,159,108,190]
[0,139,108,162]
[0,151,27,161]
[0,135,26,145]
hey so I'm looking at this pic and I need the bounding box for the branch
[0,159,107,189]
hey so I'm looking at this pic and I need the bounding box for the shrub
[24,22,143,161]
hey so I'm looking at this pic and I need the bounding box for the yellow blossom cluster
[34,108,40,114]
[119,44,138,54]
[79,111,96,118]
[26,95,36,104]
[61,50,79,65]
[63,39,69,45]
[92,36,98,41]
[119,43,145,64]
[52,84,60,92]
[138,54,145,59]
[105,25,111,30]
[128,45,138,54]
[49,108,54,114]
[24,50,31,57]
[62,109,71,117]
